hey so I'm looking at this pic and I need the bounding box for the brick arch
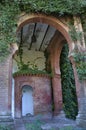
[46,30,79,115]
[20,83,34,98]
[13,13,79,117]
[49,35,67,114]
[21,84,33,91]
[17,13,73,53]
[20,82,35,91]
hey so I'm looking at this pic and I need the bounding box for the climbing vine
[0,0,85,120]
[68,23,82,42]
[73,48,86,80]
[81,13,86,45]
[0,0,86,61]
[60,43,78,119]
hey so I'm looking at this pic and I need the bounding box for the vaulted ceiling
[17,22,59,52]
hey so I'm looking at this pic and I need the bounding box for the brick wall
[14,74,52,118]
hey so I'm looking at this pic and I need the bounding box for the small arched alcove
[22,85,34,116]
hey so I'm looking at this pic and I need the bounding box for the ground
[0,114,86,130]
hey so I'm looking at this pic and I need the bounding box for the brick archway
[13,13,80,117]
[17,13,73,53]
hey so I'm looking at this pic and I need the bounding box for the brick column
[49,36,64,115]
[76,80,86,128]
[14,77,22,118]
[69,56,81,101]
[69,56,86,128]
[0,56,12,117]
[52,74,63,115]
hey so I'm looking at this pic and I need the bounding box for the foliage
[26,120,43,130]
[0,40,10,62]
[12,0,86,15]
[59,126,73,130]
[73,49,86,80]
[0,0,86,61]
[13,58,53,77]
[68,23,82,42]
[81,13,86,45]
[44,50,51,73]
[13,49,53,77]
[0,125,11,130]
[0,1,20,58]
[60,43,78,119]
[13,66,53,77]
[68,17,86,81]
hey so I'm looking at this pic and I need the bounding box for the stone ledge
[13,73,51,78]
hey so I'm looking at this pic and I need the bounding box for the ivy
[0,0,86,61]
[13,54,53,77]
[14,0,86,15]
[68,23,82,42]
[81,13,86,45]
[13,60,53,77]
[13,68,53,77]
[60,43,78,119]
[0,0,85,120]
[73,49,86,80]
[0,1,20,60]
[0,40,10,62]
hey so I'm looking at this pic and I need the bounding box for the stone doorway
[22,85,34,116]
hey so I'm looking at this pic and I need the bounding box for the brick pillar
[0,43,18,118]
[69,56,86,128]
[0,56,12,117]
[52,74,63,115]
[49,36,64,115]
[69,56,81,100]
[76,80,86,128]
[14,77,22,118]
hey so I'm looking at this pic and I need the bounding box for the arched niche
[22,85,34,116]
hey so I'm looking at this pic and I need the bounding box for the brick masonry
[14,74,52,118]
[0,14,83,119]
[0,56,12,116]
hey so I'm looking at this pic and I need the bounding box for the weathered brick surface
[0,56,12,116]
[14,75,52,118]
[0,14,83,120]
